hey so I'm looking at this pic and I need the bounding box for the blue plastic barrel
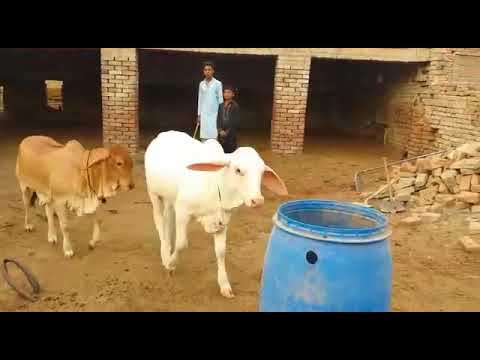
[259,200,392,312]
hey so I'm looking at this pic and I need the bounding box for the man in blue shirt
[197,61,223,142]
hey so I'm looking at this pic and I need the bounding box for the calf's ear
[187,161,228,172]
[262,165,288,196]
[84,148,111,168]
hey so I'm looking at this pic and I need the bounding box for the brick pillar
[101,48,139,153]
[271,55,311,154]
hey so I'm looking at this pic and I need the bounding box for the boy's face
[223,89,234,101]
[203,65,214,79]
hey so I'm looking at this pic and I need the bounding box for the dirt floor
[1,128,480,312]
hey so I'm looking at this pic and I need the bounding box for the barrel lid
[275,200,391,244]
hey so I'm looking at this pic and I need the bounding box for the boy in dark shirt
[217,85,240,154]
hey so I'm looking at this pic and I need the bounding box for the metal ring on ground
[1,259,40,302]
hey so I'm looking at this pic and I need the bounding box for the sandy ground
[1,128,480,312]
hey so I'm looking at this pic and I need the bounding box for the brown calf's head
[85,145,135,197]
[106,145,135,192]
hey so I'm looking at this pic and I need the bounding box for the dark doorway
[138,50,276,148]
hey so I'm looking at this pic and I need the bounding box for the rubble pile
[370,142,480,252]
[371,143,480,213]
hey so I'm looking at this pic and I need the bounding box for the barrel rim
[275,199,390,243]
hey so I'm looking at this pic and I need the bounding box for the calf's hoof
[165,258,177,273]
[48,234,58,245]
[25,224,34,232]
[64,250,75,258]
[165,262,176,276]
[220,286,235,299]
[161,257,170,269]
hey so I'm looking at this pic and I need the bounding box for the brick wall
[423,48,480,153]
[385,64,430,155]
[101,48,139,153]
[387,49,480,156]
[100,48,480,156]
[271,55,311,154]
[107,48,429,155]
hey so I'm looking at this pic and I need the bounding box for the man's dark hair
[203,61,215,70]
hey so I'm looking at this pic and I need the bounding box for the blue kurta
[197,77,223,139]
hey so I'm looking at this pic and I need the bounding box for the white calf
[144,131,287,298]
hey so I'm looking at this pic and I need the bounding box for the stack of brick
[378,141,480,251]
[373,143,480,214]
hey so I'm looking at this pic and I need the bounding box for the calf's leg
[20,184,34,232]
[149,192,171,268]
[45,203,58,244]
[163,201,176,257]
[214,228,234,298]
[89,217,103,249]
[55,202,74,258]
[166,207,190,272]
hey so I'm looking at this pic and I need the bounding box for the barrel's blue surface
[260,200,392,312]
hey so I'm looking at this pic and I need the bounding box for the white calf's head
[187,147,288,208]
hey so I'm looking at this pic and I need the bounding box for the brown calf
[16,136,135,258]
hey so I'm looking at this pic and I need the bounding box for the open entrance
[44,80,64,111]
[0,48,101,147]
[138,50,276,149]
[306,58,427,152]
